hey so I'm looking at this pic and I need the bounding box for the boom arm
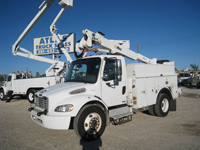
[76,29,157,64]
[12,0,55,56]
[50,6,73,63]
[12,0,73,76]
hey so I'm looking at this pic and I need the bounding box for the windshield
[66,58,101,83]
[179,73,190,77]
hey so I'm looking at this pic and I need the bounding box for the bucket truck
[0,0,74,103]
[29,29,182,141]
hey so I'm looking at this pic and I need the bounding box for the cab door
[101,58,126,107]
[6,75,13,91]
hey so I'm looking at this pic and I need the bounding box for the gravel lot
[0,86,200,150]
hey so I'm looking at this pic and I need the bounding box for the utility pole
[136,43,140,63]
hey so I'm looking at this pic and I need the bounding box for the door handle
[106,82,111,86]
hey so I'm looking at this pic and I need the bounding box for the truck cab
[64,55,127,107]
[0,73,16,100]
[30,55,127,139]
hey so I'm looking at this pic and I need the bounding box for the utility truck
[0,68,64,103]
[29,28,182,141]
[0,0,73,103]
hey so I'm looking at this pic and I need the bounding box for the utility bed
[126,62,179,109]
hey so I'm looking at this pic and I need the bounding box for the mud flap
[169,100,176,111]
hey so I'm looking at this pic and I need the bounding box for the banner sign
[33,33,74,55]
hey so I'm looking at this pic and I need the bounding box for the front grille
[35,96,49,110]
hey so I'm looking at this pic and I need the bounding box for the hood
[36,82,90,97]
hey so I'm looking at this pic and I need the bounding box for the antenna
[136,43,140,63]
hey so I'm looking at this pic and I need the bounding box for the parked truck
[191,74,200,88]
[0,0,73,103]
[178,72,192,86]
[0,70,63,103]
[29,27,182,141]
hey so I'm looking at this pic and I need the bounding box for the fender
[156,87,176,111]
[0,86,6,95]
[48,94,108,117]
[157,87,173,101]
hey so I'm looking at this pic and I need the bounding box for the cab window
[103,59,116,81]
[7,76,12,82]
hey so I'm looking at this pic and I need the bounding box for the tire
[155,93,170,117]
[27,89,36,103]
[148,105,156,116]
[197,83,200,89]
[0,89,7,101]
[73,104,106,141]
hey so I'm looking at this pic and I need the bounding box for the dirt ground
[0,86,200,150]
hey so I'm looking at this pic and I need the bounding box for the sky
[0,0,200,75]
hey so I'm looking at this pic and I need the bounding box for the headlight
[54,104,74,112]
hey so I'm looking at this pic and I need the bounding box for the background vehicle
[191,75,200,88]
[0,70,62,103]
[178,72,192,86]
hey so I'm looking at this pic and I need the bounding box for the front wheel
[155,93,170,117]
[27,89,36,103]
[73,104,106,141]
[0,89,7,101]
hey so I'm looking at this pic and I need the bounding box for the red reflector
[132,85,135,88]
[83,48,87,53]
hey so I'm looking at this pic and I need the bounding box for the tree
[190,64,199,71]
[0,76,4,82]
[36,72,41,77]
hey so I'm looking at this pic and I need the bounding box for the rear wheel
[155,93,170,117]
[0,89,7,101]
[27,89,36,103]
[73,104,106,141]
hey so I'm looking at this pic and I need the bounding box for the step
[109,106,134,120]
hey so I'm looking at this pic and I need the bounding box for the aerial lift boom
[76,29,157,64]
[12,0,73,76]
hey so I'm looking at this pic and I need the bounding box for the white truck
[29,28,182,141]
[0,0,73,103]
[0,69,64,103]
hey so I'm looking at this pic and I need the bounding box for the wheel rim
[161,98,169,113]
[84,112,102,135]
[29,93,33,101]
